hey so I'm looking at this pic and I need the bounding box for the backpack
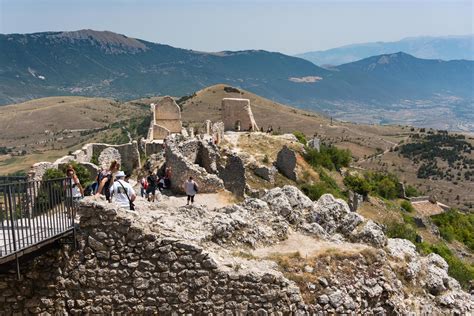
[193,182,198,193]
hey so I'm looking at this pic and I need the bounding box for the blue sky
[1,0,472,54]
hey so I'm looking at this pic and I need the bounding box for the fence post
[6,185,21,280]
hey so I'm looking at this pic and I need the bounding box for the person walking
[109,171,136,210]
[139,176,148,198]
[184,176,198,205]
[146,171,158,202]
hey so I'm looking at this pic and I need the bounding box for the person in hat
[109,171,136,210]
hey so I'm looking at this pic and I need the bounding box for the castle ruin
[222,98,258,132]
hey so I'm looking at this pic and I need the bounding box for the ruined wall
[165,141,224,194]
[152,96,182,140]
[0,200,303,314]
[222,98,258,132]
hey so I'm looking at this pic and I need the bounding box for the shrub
[42,168,65,181]
[343,174,371,196]
[344,171,401,200]
[405,185,420,197]
[59,162,92,187]
[400,200,415,212]
[301,168,345,201]
[304,145,351,171]
[293,131,307,145]
[385,221,418,243]
[431,209,474,251]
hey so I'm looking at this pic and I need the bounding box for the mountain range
[0,30,473,131]
[296,35,474,66]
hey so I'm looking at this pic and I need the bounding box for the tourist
[158,176,166,192]
[164,166,172,188]
[139,176,148,198]
[146,171,158,202]
[95,160,120,202]
[184,176,198,205]
[109,171,136,211]
[65,166,84,202]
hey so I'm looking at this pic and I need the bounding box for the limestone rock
[254,165,277,183]
[276,146,297,181]
[310,194,363,235]
[98,147,121,169]
[350,220,387,247]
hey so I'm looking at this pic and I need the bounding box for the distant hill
[296,35,474,66]
[1,30,473,131]
[0,29,327,105]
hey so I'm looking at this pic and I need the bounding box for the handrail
[0,177,76,260]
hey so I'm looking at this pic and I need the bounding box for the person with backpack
[109,171,136,211]
[95,160,120,202]
[184,176,198,205]
[146,171,158,202]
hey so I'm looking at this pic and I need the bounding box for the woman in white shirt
[110,171,136,210]
[184,176,198,205]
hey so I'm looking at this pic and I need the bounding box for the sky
[1,0,473,54]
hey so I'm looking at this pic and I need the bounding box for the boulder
[350,220,387,248]
[276,146,297,181]
[254,165,277,183]
[310,194,363,235]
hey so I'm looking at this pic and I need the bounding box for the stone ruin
[28,141,141,181]
[148,96,183,141]
[222,98,258,132]
[1,187,472,314]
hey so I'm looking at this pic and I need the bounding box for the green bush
[343,174,371,196]
[344,171,401,200]
[42,168,65,181]
[405,185,421,197]
[304,144,351,171]
[431,209,474,251]
[385,221,418,243]
[301,168,345,201]
[293,131,307,145]
[59,162,92,187]
[400,200,415,212]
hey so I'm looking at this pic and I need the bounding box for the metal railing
[0,177,75,260]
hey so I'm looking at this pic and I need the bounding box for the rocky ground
[92,183,473,314]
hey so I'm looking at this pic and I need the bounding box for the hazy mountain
[1,30,473,131]
[0,29,328,105]
[296,35,474,66]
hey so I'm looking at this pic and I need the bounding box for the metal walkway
[0,177,76,271]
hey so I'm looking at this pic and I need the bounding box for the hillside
[296,35,474,66]
[1,30,473,131]
[0,85,471,210]
[0,96,149,173]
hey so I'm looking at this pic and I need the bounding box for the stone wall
[0,200,303,314]
[151,96,182,140]
[222,98,258,132]
[219,153,246,197]
[165,140,224,194]
[73,142,141,173]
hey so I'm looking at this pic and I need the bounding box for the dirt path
[251,231,370,258]
[158,192,235,210]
